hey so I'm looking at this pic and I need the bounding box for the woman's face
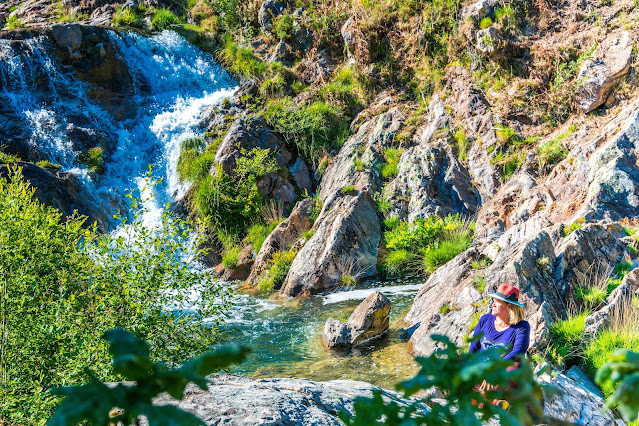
[491,298,510,319]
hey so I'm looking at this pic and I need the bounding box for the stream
[1,29,421,388]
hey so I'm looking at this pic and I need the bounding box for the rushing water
[0,29,422,386]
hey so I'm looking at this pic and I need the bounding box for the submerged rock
[322,291,391,349]
[151,375,428,425]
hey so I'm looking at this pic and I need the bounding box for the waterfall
[0,29,237,229]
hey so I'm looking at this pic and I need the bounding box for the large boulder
[281,190,381,297]
[540,367,624,425]
[152,375,429,425]
[322,291,391,349]
[246,198,314,287]
[576,30,632,113]
[214,117,291,175]
[258,0,286,34]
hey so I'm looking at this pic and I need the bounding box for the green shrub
[273,12,294,40]
[479,16,492,29]
[217,34,268,79]
[547,312,588,368]
[472,275,486,292]
[353,158,365,172]
[35,160,61,169]
[78,147,104,173]
[151,8,183,31]
[495,5,515,21]
[383,248,416,277]
[341,185,356,195]
[538,139,567,169]
[0,150,20,163]
[112,7,144,27]
[4,15,24,29]
[339,274,356,286]
[0,167,229,423]
[455,129,468,162]
[376,192,392,215]
[245,222,278,253]
[320,65,362,110]
[439,304,451,314]
[381,148,404,179]
[222,244,241,269]
[576,286,607,309]
[384,216,400,230]
[263,98,349,165]
[586,329,639,397]
[471,257,492,269]
[421,231,473,274]
[258,249,296,292]
[259,72,287,98]
[302,229,315,240]
[563,217,585,237]
[596,349,639,423]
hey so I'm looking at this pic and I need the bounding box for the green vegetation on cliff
[0,167,229,424]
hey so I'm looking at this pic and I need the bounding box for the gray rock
[214,117,290,175]
[341,15,359,57]
[258,0,286,34]
[322,291,391,349]
[281,190,380,297]
[290,157,312,194]
[269,41,295,66]
[461,0,501,21]
[300,49,335,84]
[151,375,429,425]
[565,366,603,398]
[292,28,312,53]
[247,198,314,287]
[232,79,259,105]
[539,370,624,425]
[475,26,500,56]
[576,30,632,113]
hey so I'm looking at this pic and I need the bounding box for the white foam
[321,284,424,305]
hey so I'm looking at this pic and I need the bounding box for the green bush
[439,304,451,314]
[222,244,241,269]
[112,7,144,28]
[455,129,468,162]
[472,275,486,292]
[339,274,356,286]
[302,229,315,240]
[383,215,474,276]
[0,167,229,423]
[0,150,20,163]
[383,216,400,230]
[381,148,404,179]
[596,349,639,423]
[547,312,588,368]
[245,221,279,253]
[78,147,104,173]
[49,329,249,425]
[576,286,607,310]
[563,217,585,237]
[151,8,183,31]
[259,72,287,98]
[479,17,492,29]
[273,12,294,40]
[538,139,567,169]
[217,34,268,79]
[36,160,61,169]
[263,98,349,165]
[258,249,296,292]
[586,329,639,397]
[341,185,356,195]
[4,15,24,30]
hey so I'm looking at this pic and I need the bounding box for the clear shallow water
[223,279,423,388]
[1,30,422,387]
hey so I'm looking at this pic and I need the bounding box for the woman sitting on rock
[468,283,530,361]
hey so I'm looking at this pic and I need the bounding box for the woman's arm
[468,315,488,353]
[503,322,530,360]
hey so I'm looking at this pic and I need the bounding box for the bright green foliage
[36,160,62,169]
[381,148,404,179]
[455,129,468,162]
[472,275,486,292]
[471,257,492,270]
[383,215,474,276]
[586,329,639,398]
[563,217,585,237]
[0,166,230,423]
[596,349,639,423]
[382,248,416,277]
[383,216,400,230]
[258,249,296,292]
[439,304,451,314]
[479,17,492,29]
[273,13,294,40]
[151,8,183,31]
[340,335,547,425]
[494,5,515,21]
[112,7,144,28]
[214,0,241,29]
[0,149,19,163]
[547,313,588,368]
[320,65,362,111]
[341,185,356,195]
[191,148,278,236]
[245,222,278,253]
[259,72,287,98]
[4,15,24,29]
[538,140,568,169]
[49,329,249,425]
[263,98,349,165]
[576,286,607,309]
[217,35,268,79]
[302,228,315,240]
[78,147,104,173]
[222,244,241,269]
[339,274,356,286]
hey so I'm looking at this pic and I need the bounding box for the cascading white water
[0,30,236,228]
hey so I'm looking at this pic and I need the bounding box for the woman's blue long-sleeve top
[468,314,530,360]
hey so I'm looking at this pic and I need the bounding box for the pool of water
[222,278,424,389]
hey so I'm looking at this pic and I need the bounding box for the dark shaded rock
[219,246,254,281]
[269,41,295,66]
[232,79,259,105]
[51,24,82,54]
[299,49,335,84]
[0,162,111,232]
[290,157,312,194]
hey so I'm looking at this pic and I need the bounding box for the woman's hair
[508,304,526,325]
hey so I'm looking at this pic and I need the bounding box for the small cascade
[0,30,236,228]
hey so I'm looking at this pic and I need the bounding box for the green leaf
[140,405,206,426]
